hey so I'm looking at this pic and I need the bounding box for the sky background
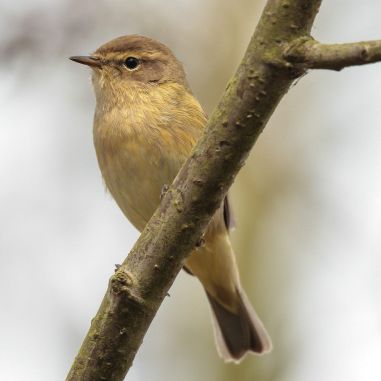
[1,1,381,380]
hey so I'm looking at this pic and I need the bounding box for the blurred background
[1,0,381,380]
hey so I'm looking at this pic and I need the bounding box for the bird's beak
[69,55,102,68]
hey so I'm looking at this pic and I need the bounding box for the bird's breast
[93,108,190,231]
[92,83,205,231]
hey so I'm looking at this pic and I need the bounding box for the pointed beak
[69,55,102,68]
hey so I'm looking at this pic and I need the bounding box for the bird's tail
[185,232,271,362]
[206,286,271,362]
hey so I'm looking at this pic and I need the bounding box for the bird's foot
[195,234,205,249]
[160,184,169,200]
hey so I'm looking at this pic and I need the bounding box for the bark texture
[66,1,381,380]
[284,37,381,71]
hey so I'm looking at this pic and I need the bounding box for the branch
[65,0,381,380]
[284,37,381,71]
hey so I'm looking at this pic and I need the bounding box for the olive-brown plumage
[71,35,271,361]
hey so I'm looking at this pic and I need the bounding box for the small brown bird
[71,35,271,362]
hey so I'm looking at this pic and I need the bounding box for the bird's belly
[97,140,180,232]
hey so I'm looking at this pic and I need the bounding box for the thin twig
[284,37,381,71]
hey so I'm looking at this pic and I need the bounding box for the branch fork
[283,36,381,71]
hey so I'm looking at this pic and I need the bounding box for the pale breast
[93,83,206,232]
[95,127,176,231]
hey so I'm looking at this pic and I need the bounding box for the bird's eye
[124,57,140,70]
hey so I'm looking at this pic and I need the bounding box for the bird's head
[70,35,189,102]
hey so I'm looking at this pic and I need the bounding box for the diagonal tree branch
[283,37,381,71]
[66,1,381,380]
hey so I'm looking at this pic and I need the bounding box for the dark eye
[124,57,140,70]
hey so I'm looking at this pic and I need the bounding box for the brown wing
[223,194,236,231]
[183,194,235,276]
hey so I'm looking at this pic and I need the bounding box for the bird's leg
[160,184,169,200]
[195,233,205,249]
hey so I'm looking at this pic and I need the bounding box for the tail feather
[185,224,271,361]
[206,288,271,362]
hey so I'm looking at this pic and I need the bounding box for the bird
[70,34,271,362]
